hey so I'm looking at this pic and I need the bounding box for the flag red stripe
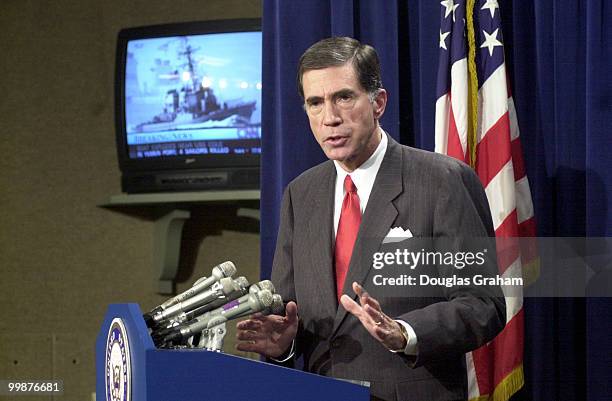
[472,308,525,394]
[494,210,520,274]
[496,244,520,276]
[520,240,538,266]
[495,209,520,238]
[476,112,512,188]
[518,217,538,264]
[518,216,536,236]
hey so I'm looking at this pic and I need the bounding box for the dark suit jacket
[271,135,506,401]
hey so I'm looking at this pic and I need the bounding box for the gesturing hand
[340,282,407,352]
[236,301,299,358]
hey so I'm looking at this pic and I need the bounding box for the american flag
[435,1,537,400]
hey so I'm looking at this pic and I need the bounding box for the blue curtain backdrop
[260,1,612,400]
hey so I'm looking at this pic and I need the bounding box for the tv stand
[99,190,260,294]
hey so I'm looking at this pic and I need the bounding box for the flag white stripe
[515,176,535,224]
[450,58,469,154]
[435,94,451,154]
[508,97,520,141]
[485,160,517,230]
[465,351,481,400]
[477,64,509,143]
[501,257,524,322]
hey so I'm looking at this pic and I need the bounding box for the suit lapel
[306,162,338,318]
[331,136,404,337]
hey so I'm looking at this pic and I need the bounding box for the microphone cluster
[143,261,283,350]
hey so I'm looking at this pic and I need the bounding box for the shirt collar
[333,128,388,193]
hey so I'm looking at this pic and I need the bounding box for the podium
[96,304,369,401]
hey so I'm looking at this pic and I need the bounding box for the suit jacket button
[331,339,341,349]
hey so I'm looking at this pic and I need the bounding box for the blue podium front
[95,304,369,401]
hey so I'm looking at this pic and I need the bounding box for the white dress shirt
[332,129,418,355]
[333,129,388,236]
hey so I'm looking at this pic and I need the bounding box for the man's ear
[373,89,388,120]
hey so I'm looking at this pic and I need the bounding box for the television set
[115,19,262,193]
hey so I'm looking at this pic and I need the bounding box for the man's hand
[235,301,299,358]
[340,282,407,352]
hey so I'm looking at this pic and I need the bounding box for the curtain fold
[584,2,612,400]
[260,1,612,400]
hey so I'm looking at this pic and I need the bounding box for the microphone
[248,279,275,294]
[184,279,272,321]
[149,276,248,326]
[150,276,250,342]
[265,293,284,315]
[246,280,282,315]
[144,261,236,327]
[235,293,283,318]
[163,289,273,344]
[161,261,237,309]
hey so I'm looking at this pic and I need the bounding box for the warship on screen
[134,40,257,134]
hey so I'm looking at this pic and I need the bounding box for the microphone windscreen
[218,261,237,277]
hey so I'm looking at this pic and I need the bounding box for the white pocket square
[382,226,413,244]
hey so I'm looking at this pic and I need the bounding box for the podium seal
[105,318,131,401]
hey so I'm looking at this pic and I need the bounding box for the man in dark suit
[237,37,506,401]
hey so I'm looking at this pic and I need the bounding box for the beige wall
[0,0,262,399]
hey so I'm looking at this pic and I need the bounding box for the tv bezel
[114,18,262,176]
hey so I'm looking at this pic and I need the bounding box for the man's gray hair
[297,37,383,99]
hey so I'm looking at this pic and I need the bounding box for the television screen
[115,20,262,193]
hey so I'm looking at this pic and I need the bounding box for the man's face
[302,63,387,172]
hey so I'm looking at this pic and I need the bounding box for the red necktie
[334,175,361,301]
